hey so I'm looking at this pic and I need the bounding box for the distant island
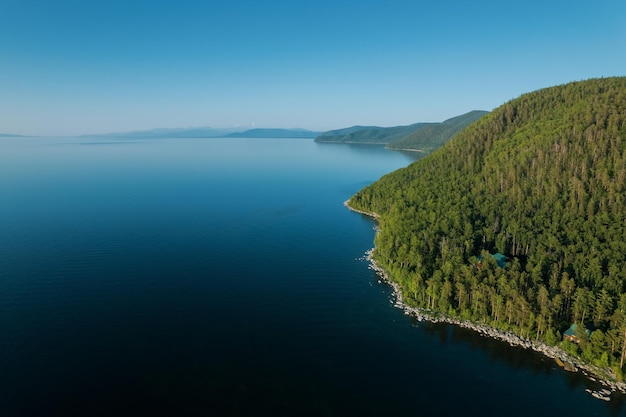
[347,77,626,391]
[314,110,488,152]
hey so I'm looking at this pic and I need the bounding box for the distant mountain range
[0,133,25,137]
[79,127,320,139]
[314,110,488,152]
[3,114,486,145]
[77,127,237,139]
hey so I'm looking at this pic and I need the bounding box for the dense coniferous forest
[349,78,626,379]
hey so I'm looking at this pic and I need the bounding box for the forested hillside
[387,111,487,151]
[315,111,487,151]
[349,78,626,378]
[314,123,428,145]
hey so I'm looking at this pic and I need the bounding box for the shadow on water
[414,317,626,414]
[419,321,556,374]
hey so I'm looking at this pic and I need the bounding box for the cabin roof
[492,253,510,268]
[564,323,591,338]
[477,252,510,268]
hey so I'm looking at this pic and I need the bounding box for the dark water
[0,137,620,416]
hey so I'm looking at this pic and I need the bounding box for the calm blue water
[0,137,620,416]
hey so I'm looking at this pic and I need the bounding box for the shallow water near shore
[0,137,621,416]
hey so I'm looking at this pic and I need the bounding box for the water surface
[0,137,619,416]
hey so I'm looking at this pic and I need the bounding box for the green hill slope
[225,128,320,138]
[314,123,428,145]
[387,110,488,151]
[348,77,626,378]
[314,111,487,151]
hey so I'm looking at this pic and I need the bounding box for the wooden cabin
[563,323,591,344]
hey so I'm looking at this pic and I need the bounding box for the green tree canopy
[349,77,626,377]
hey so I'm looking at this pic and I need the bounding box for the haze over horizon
[1,0,625,137]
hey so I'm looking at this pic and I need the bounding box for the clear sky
[1,0,625,136]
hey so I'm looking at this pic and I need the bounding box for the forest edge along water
[346,199,626,401]
[346,79,626,407]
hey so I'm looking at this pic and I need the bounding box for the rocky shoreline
[345,200,626,398]
[343,201,379,219]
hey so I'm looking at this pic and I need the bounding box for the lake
[0,137,621,416]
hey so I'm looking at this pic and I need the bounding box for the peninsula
[347,77,626,391]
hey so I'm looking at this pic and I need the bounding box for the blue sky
[1,0,625,136]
